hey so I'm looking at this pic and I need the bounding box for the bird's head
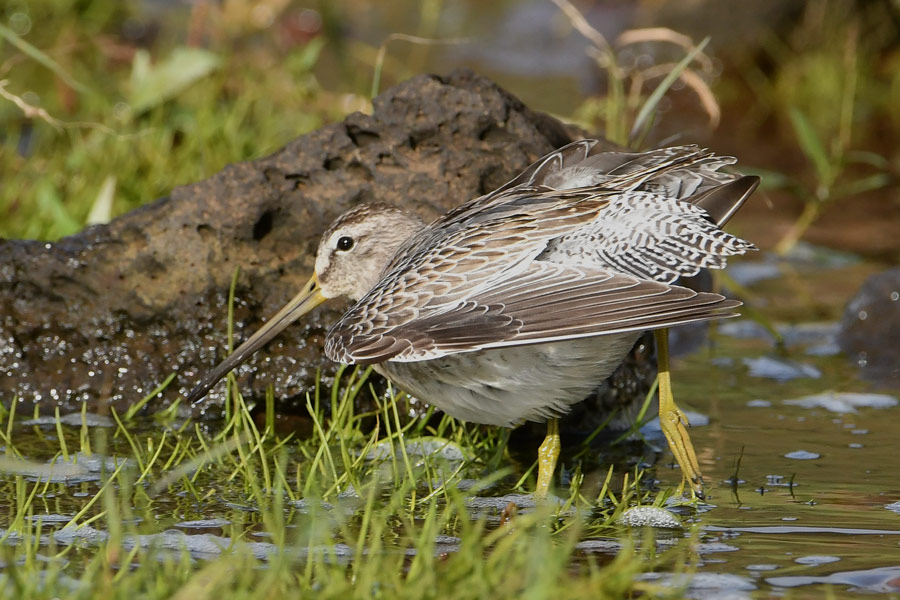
[314,202,424,301]
[186,202,424,405]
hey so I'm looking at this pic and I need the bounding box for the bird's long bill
[186,273,327,406]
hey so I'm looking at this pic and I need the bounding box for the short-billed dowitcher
[187,139,758,497]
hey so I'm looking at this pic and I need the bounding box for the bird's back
[324,140,756,366]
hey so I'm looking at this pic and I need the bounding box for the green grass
[560,0,896,255]
[0,6,696,577]
[715,0,897,255]
[2,0,895,597]
[0,1,338,240]
[0,365,690,600]
[0,257,685,599]
[553,0,720,149]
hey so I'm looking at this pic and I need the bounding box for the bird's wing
[325,142,755,364]
[477,139,744,199]
[383,142,742,280]
[484,139,600,195]
[381,186,613,298]
[323,189,611,362]
[425,141,727,234]
[324,261,739,364]
[539,188,758,284]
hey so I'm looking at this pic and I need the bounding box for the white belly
[375,332,642,427]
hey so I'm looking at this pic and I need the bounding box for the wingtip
[692,175,760,228]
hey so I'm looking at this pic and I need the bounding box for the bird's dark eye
[336,236,354,251]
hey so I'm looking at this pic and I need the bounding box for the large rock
[838,268,900,386]
[1,69,591,415]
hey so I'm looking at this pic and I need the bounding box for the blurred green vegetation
[2,0,897,252]
[0,0,344,240]
[2,0,899,597]
[718,0,897,255]
[0,364,683,600]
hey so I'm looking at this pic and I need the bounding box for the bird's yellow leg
[535,418,560,497]
[654,329,704,497]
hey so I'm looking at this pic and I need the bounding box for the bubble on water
[795,555,841,566]
[747,399,771,408]
[784,450,820,460]
[9,12,31,36]
[746,564,779,572]
[784,392,898,414]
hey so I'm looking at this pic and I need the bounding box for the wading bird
[187,139,757,497]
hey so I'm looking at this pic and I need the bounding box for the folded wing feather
[325,262,738,364]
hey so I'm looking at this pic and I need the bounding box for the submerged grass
[7,1,888,596]
[1,273,678,598]
[0,366,686,599]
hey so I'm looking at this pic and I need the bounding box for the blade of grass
[79,402,92,456]
[53,407,69,462]
[124,372,177,421]
[151,432,243,495]
[629,37,710,146]
[0,23,92,94]
[63,458,129,529]
[110,408,146,473]
[371,33,469,99]
[789,107,833,185]
[134,430,168,486]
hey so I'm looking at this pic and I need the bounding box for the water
[644,327,900,597]
[4,257,898,597]
[4,1,899,595]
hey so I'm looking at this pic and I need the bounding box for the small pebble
[618,506,682,529]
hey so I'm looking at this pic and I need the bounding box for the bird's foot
[535,418,560,498]
[660,403,704,499]
[655,329,704,499]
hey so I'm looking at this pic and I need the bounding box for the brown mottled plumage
[187,139,758,496]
